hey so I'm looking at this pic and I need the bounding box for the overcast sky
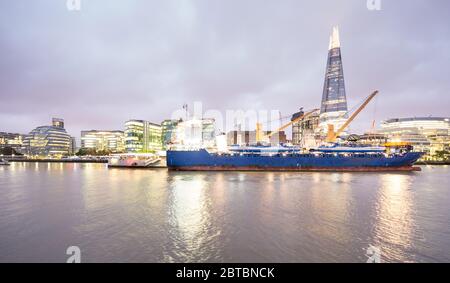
[1,0,449,138]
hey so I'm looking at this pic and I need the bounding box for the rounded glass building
[23,119,71,157]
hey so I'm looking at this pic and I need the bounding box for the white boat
[108,153,161,168]
[0,158,10,165]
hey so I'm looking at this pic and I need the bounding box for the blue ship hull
[167,149,424,172]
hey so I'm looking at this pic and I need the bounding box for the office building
[291,109,320,148]
[81,130,125,153]
[227,130,287,146]
[379,117,450,159]
[0,132,25,153]
[23,118,71,157]
[319,26,348,136]
[70,137,77,155]
[161,119,181,149]
[124,120,162,153]
[172,118,217,149]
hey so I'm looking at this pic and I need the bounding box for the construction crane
[326,90,379,143]
[255,108,319,143]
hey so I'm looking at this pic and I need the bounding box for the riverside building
[0,132,25,153]
[291,109,320,148]
[172,118,217,149]
[124,120,162,153]
[161,119,181,149]
[81,130,125,153]
[23,118,71,157]
[379,117,450,159]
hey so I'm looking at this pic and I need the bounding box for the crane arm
[332,90,379,140]
[266,109,319,138]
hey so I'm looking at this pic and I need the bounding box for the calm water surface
[0,162,449,262]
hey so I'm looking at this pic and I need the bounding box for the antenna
[182,103,189,120]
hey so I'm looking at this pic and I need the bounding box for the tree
[0,147,23,156]
[433,150,450,161]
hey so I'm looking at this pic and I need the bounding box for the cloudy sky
[0,0,449,138]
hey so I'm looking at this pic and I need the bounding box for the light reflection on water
[373,174,415,262]
[0,163,449,263]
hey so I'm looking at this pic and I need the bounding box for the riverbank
[3,158,449,166]
[7,158,107,163]
[416,161,450,165]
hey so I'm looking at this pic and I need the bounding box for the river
[0,162,449,262]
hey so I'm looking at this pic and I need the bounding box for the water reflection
[1,163,449,262]
[309,173,354,254]
[166,174,213,262]
[373,174,415,262]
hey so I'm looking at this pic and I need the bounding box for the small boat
[108,153,161,168]
[0,158,10,166]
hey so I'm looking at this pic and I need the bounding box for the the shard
[319,26,349,135]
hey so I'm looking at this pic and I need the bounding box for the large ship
[167,91,424,172]
[166,144,424,172]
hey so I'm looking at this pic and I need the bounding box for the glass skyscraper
[319,26,348,135]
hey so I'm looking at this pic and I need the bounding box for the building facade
[81,130,125,153]
[124,120,162,153]
[161,119,181,149]
[291,110,320,148]
[70,137,77,155]
[172,118,217,149]
[379,117,450,159]
[0,132,25,153]
[227,130,287,146]
[23,118,71,157]
[318,26,348,136]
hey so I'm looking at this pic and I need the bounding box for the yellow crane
[325,90,379,143]
[256,109,320,143]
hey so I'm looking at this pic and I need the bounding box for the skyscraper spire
[319,26,348,136]
[328,26,340,50]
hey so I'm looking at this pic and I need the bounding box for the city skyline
[1,0,449,139]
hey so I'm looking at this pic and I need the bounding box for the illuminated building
[379,117,450,159]
[52,118,65,129]
[356,133,387,146]
[81,130,125,153]
[124,120,162,153]
[161,119,181,150]
[0,132,25,153]
[318,26,348,136]
[172,118,217,149]
[23,118,71,157]
[291,109,320,148]
[227,130,287,146]
[70,137,77,155]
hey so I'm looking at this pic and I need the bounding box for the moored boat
[108,153,161,168]
[166,144,424,172]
